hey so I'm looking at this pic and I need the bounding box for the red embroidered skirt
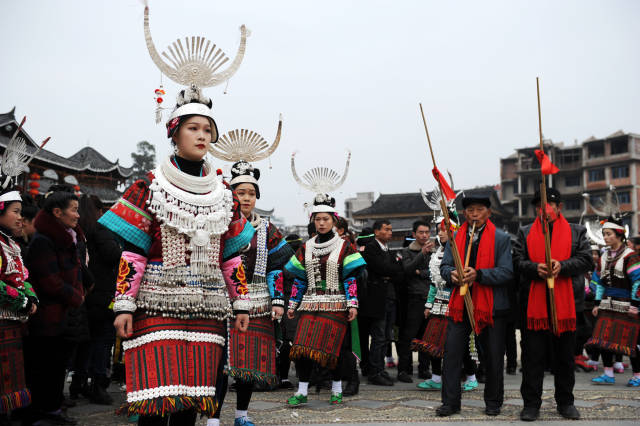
[411,315,448,358]
[228,315,277,385]
[119,313,226,417]
[0,321,30,413]
[586,310,640,357]
[290,311,348,369]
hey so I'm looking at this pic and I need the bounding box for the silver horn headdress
[291,151,351,214]
[583,186,630,245]
[144,5,250,125]
[0,116,50,203]
[208,115,283,198]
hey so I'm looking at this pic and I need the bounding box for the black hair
[78,194,100,236]
[372,219,391,231]
[412,220,430,233]
[605,216,627,242]
[21,195,39,221]
[43,189,79,215]
[286,233,303,253]
[307,222,316,239]
[336,216,349,232]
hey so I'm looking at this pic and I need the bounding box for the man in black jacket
[438,195,514,417]
[397,220,434,383]
[361,219,403,386]
[514,188,593,421]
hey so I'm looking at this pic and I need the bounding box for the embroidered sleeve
[222,256,250,311]
[592,270,604,305]
[626,254,640,304]
[266,224,294,305]
[98,175,154,254]
[425,284,437,309]
[221,191,256,260]
[288,277,309,311]
[113,251,147,314]
[0,280,28,312]
[22,281,38,303]
[343,276,358,308]
[284,246,307,281]
[342,249,366,280]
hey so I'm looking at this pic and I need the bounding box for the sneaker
[287,393,308,406]
[417,379,441,390]
[385,361,397,368]
[279,379,294,390]
[462,379,478,392]
[234,417,255,426]
[330,392,343,404]
[591,374,615,385]
[575,358,596,372]
[614,366,625,374]
[627,377,640,387]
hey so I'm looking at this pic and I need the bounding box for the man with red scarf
[514,188,592,421]
[436,194,514,417]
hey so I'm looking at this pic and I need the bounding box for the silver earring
[173,145,179,155]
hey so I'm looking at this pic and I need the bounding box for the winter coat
[513,221,593,314]
[359,239,403,319]
[84,223,122,324]
[26,210,86,337]
[400,242,431,298]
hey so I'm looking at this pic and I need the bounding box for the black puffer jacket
[513,220,593,314]
[84,223,122,323]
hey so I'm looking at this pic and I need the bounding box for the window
[588,168,605,182]
[564,174,581,187]
[611,165,629,179]
[617,191,631,204]
[611,139,628,155]
[564,199,582,211]
[588,143,604,158]
[589,194,604,205]
[558,150,581,166]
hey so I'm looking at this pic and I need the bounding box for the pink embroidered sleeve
[221,255,250,311]
[112,251,147,314]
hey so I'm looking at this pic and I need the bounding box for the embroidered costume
[209,117,294,387]
[0,118,43,413]
[97,5,253,418]
[587,246,640,356]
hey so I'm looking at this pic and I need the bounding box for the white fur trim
[230,175,259,186]
[602,222,625,232]
[0,191,21,203]
[311,205,336,214]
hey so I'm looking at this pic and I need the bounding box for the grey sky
[1,0,639,225]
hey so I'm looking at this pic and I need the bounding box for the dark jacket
[400,242,431,298]
[26,210,85,337]
[360,239,403,319]
[440,225,514,314]
[512,220,593,314]
[85,223,122,323]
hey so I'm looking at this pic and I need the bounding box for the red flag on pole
[534,149,559,175]
[432,167,456,201]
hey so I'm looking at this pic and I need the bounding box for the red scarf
[448,219,496,334]
[526,214,576,334]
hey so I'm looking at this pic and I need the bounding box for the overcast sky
[1,0,639,225]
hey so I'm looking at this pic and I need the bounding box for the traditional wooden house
[0,108,133,205]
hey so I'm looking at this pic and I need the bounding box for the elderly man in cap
[437,194,514,417]
[513,187,592,421]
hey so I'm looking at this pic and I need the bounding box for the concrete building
[500,130,640,234]
[344,191,375,227]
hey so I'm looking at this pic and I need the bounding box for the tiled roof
[353,192,432,217]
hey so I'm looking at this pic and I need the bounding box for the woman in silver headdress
[100,6,254,425]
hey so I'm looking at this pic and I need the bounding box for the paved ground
[61,366,640,425]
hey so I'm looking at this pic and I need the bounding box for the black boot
[343,374,360,396]
[69,372,89,400]
[89,376,113,405]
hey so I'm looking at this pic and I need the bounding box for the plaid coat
[26,210,85,336]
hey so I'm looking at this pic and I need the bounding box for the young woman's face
[0,202,22,236]
[602,228,623,249]
[314,212,335,235]
[173,116,213,161]
[54,200,80,229]
[234,183,257,218]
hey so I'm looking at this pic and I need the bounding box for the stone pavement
[61,367,640,425]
